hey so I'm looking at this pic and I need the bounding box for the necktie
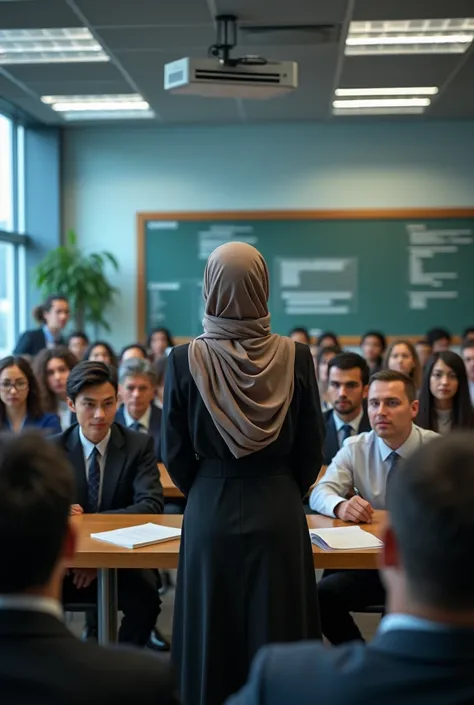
[388,451,400,476]
[131,421,144,433]
[88,447,101,513]
[341,424,352,444]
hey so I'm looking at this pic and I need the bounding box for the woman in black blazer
[162,242,323,705]
[14,294,70,356]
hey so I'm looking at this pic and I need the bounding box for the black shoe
[82,625,98,642]
[147,627,170,652]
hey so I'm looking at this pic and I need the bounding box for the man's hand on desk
[72,568,97,589]
[70,504,84,516]
[335,496,374,524]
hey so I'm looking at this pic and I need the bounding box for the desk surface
[159,464,184,499]
[67,511,384,571]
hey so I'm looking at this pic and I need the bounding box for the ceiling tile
[353,0,474,21]
[96,25,215,52]
[214,0,350,24]
[339,55,460,88]
[6,61,123,82]
[0,0,81,28]
[74,0,213,27]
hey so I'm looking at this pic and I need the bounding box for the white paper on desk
[91,523,181,549]
[310,526,383,551]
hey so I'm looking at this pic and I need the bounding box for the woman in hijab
[162,242,323,705]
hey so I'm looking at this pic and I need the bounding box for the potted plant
[34,229,119,333]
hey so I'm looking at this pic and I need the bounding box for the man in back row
[322,352,371,466]
[0,431,177,704]
[229,432,474,705]
[310,370,438,644]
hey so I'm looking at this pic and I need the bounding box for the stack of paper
[310,526,383,551]
[91,523,182,549]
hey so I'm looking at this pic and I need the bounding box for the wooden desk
[158,463,184,498]
[67,511,384,645]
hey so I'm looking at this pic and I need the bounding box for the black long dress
[162,341,324,705]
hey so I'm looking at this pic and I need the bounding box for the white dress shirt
[0,595,63,621]
[57,400,71,431]
[123,405,151,432]
[79,427,111,505]
[333,408,364,447]
[309,424,439,516]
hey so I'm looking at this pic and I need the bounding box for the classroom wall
[62,120,474,348]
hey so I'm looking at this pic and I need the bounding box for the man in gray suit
[227,432,474,705]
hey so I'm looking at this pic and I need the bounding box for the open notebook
[91,523,182,549]
[310,526,383,551]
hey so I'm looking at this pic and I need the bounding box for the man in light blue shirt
[227,432,474,705]
[310,370,438,643]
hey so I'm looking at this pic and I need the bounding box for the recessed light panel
[41,94,154,121]
[346,18,474,55]
[0,28,109,64]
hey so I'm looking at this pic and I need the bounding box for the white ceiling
[0,0,473,125]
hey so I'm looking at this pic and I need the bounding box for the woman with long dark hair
[0,356,61,433]
[83,340,117,367]
[148,328,174,362]
[14,294,70,357]
[33,346,78,430]
[417,351,474,434]
[162,242,323,705]
[383,340,422,390]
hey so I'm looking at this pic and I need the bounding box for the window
[0,114,13,232]
[0,242,15,358]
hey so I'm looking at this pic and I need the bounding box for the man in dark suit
[0,431,178,704]
[116,357,163,461]
[228,432,474,705]
[56,361,164,648]
[322,352,371,465]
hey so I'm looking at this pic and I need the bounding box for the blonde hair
[383,339,422,390]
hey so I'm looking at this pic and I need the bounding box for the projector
[164,57,298,100]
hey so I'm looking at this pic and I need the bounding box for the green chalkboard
[137,210,474,339]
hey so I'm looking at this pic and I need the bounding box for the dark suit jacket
[0,609,178,704]
[226,628,474,705]
[54,422,164,514]
[14,328,65,356]
[115,404,162,462]
[322,407,371,465]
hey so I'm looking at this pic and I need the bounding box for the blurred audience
[33,347,78,431]
[67,331,89,361]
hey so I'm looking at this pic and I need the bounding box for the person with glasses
[0,356,61,434]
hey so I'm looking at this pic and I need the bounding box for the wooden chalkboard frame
[137,208,474,345]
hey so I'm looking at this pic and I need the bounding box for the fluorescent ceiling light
[41,94,154,120]
[0,28,109,64]
[333,98,431,109]
[333,107,425,116]
[346,18,474,55]
[335,87,438,97]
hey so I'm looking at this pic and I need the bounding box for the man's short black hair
[289,327,311,344]
[0,431,74,593]
[327,352,370,386]
[387,432,474,611]
[462,326,474,340]
[67,331,89,345]
[66,360,118,402]
[462,339,474,352]
[426,327,452,347]
[369,369,417,403]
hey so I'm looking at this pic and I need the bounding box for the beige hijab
[188,242,295,459]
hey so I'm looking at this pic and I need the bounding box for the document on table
[310,526,383,551]
[91,523,182,549]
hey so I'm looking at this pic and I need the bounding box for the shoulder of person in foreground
[414,424,440,442]
[225,640,370,705]
[76,639,179,703]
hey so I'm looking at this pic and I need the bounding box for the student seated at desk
[426,327,452,353]
[360,330,386,375]
[148,327,174,364]
[310,370,438,644]
[0,432,178,705]
[119,343,149,365]
[322,352,371,466]
[228,433,474,705]
[56,361,164,648]
[289,327,311,345]
[383,340,422,391]
[417,351,474,434]
[83,340,117,368]
[33,347,78,431]
[316,345,339,412]
[0,356,61,434]
[67,331,89,361]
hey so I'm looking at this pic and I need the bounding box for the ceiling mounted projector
[164,15,298,100]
